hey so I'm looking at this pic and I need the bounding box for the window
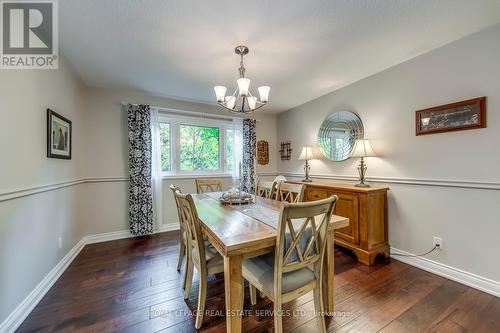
[179,125,220,171]
[159,123,171,172]
[158,114,236,176]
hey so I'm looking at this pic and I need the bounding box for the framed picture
[257,140,269,165]
[415,97,486,136]
[47,109,72,159]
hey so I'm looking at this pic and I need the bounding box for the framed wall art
[257,140,269,165]
[279,141,292,160]
[47,109,72,159]
[416,97,486,136]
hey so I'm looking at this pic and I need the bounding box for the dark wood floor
[17,231,499,333]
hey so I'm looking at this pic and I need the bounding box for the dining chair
[173,189,225,329]
[243,196,338,333]
[277,182,305,203]
[169,185,187,273]
[256,179,277,199]
[195,178,223,193]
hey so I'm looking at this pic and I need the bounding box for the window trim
[158,114,234,177]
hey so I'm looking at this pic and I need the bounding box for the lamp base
[302,179,313,182]
[354,183,370,187]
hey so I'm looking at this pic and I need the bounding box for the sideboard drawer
[306,189,329,201]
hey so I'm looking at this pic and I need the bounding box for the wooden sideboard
[290,181,390,265]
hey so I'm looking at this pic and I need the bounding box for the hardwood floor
[17,231,499,332]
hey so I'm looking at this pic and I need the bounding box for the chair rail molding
[0,173,279,202]
[281,172,500,190]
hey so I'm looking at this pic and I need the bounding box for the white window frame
[158,113,234,178]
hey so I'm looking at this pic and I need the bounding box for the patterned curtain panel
[128,104,154,236]
[242,118,257,193]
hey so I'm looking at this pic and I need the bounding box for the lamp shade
[225,96,236,109]
[258,86,270,103]
[247,96,257,110]
[351,139,377,157]
[298,147,316,160]
[237,78,250,96]
[214,86,227,102]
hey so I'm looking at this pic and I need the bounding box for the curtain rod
[121,102,261,122]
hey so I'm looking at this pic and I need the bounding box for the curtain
[150,108,163,230]
[128,104,154,236]
[232,118,243,185]
[242,118,257,193]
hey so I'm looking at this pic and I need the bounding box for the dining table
[191,192,349,333]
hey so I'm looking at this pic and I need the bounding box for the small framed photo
[416,97,486,136]
[47,109,72,159]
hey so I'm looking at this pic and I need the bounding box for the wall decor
[47,109,72,159]
[416,97,486,136]
[257,140,269,165]
[317,111,364,161]
[279,141,292,160]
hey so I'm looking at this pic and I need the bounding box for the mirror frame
[317,111,364,161]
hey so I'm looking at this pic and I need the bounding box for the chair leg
[184,260,194,299]
[195,272,207,329]
[273,302,283,333]
[177,240,186,272]
[249,283,257,306]
[313,284,326,333]
[183,250,192,290]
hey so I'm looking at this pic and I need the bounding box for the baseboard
[391,247,500,297]
[0,225,180,333]
[0,238,86,333]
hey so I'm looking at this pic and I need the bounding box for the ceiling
[60,0,500,113]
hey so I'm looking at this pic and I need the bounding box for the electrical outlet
[58,237,63,249]
[433,236,443,250]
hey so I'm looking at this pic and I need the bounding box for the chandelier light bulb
[237,78,250,96]
[214,86,227,102]
[247,96,257,110]
[258,86,270,103]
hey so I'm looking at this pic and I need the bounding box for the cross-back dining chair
[169,184,186,273]
[243,196,338,333]
[195,178,223,194]
[256,180,277,199]
[277,182,305,203]
[173,189,225,329]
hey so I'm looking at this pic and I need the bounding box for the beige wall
[0,59,86,322]
[277,24,500,282]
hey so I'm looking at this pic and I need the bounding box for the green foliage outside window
[226,129,234,171]
[180,125,220,171]
[159,123,171,171]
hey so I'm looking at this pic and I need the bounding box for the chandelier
[214,45,270,114]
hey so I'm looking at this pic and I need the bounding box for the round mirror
[317,111,364,161]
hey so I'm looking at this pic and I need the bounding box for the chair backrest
[277,182,305,203]
[169,184,183,233]
[274,196,337,285]
[173,190,207,270]
[195,178,223,194]
[256,180,276,199]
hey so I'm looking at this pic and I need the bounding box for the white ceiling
[60,0,500,113]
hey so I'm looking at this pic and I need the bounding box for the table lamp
[298,146,318,182]
[351,139,377,187]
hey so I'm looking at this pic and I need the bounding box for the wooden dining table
[191,192,349,333]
